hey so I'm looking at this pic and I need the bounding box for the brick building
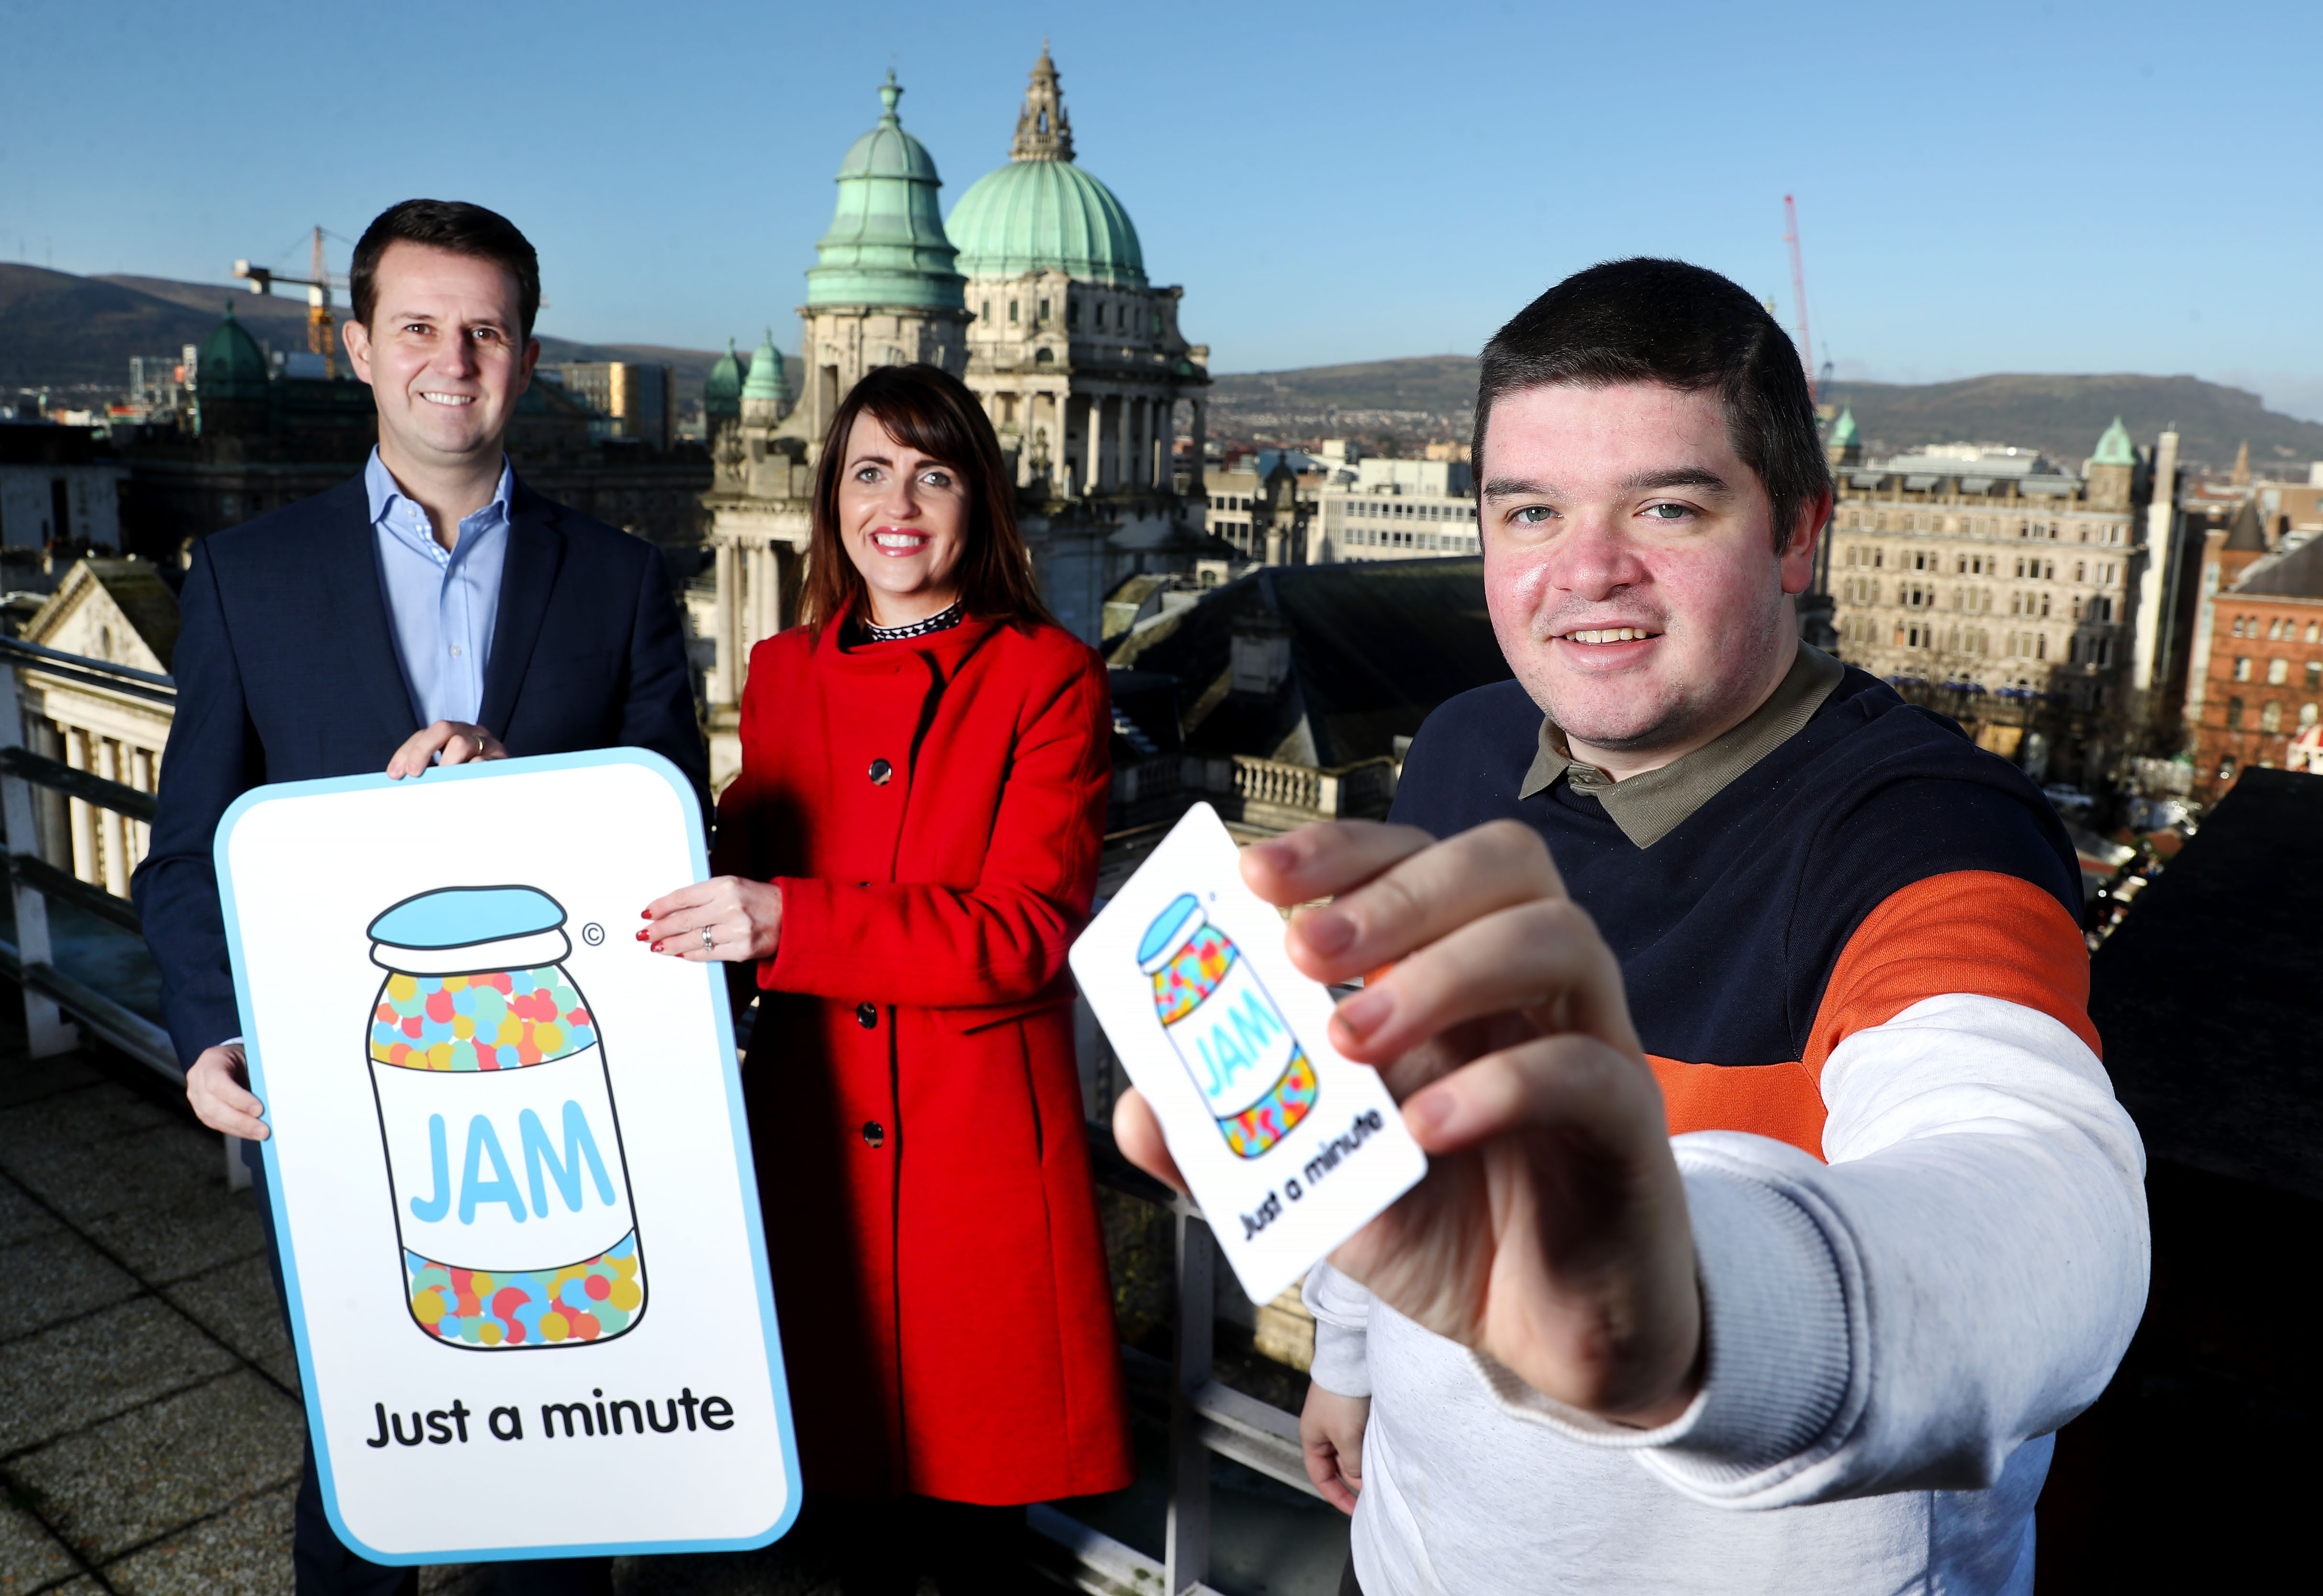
[2185,516,2323,802]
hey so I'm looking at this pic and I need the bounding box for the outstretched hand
[1112,819,1703,1427]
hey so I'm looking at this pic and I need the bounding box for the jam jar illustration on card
[1139,893,1319,1157]
[365,886,645,1350]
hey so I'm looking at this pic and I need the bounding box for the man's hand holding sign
[1112,818,1706,1435]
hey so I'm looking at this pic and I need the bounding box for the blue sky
[8,0,2321,414]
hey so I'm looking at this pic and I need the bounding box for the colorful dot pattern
[1221,1048,1319,1158]
[404,1232,645,1348]
[370,967,596,1072]
[1152,925,1235,1025]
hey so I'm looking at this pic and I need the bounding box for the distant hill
[1208,355,2323,475]
[2,265,730,401]
[1822,374,2323,476]
[1210,355,1482,419]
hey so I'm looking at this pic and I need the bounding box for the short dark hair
[801,363,1057,635]
[1471,258,1829,550]
[350,199,541,339]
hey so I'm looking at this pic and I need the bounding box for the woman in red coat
[642,363,1133,1592]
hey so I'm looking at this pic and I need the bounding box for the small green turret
[705,338,744,428]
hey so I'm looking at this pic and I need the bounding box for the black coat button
[868,758,892,785]
[862,1121,885,1149]
[856,1003,878,1028]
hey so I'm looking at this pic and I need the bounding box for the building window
[2309,621,2321,643]
[1068,300,1080,327]
[981,300,991,322]
[1038,298,1051,323]
[2267,658,2289,685]
[1009,301,1019,324]
[2233,657,2252,681]
[2308,662,2323,692]
[2226,697,2244,729]
[2261,701,2284,733]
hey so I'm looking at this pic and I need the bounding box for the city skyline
[7,0,2322,417]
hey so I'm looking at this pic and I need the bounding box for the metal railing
[0,636,181,1083]
[1043,1125,1319,1596]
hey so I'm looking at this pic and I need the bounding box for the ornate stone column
[714,539,740,706]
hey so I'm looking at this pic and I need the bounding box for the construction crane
[1782,194,1815,403]
[233,227,345,378]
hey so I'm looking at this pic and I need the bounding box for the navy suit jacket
[131,471,709,1068]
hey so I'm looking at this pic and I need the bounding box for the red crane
[1783,194,1815,402]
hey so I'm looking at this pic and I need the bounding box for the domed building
[696,54,1215,754]
[704,339,745,434]
[798,71,972,441]
[191,303,271,436]
[949,45,1210,505]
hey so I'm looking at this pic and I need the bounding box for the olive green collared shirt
[1517,643,1847,849]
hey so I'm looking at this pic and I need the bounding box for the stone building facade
[16,560,179,897]
[1825,416,2146,703]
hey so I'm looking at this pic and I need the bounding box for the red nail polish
[640,908,653,919]
[634,929,648,941]
[651,942,662,953]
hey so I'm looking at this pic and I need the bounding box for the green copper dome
[196,302,269,399]
[805,73,966,311]
[705,337,744,422]
[741,329,789,403]
[2091,415,2136,467]
[1829,406,1857,447]
[948,162,1146,286]
[946,48,1146,287]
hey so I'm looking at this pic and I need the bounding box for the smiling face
[834,410,971,628]
[342,241,537,477]
[1480,381,1824,778]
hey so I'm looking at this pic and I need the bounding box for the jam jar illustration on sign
[365,886,645,1350]
[1138,893,1319,1157]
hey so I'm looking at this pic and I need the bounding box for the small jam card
[1072,803,1426,1303]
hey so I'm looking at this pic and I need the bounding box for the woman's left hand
[640,877,784,962]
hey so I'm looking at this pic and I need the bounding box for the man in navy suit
[133,199,706,1596]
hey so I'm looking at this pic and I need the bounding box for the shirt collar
[364,447,514,542]
[1518,642,1846,849]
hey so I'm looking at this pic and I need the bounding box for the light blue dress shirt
[364,447,512,728]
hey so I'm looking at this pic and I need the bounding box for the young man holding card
[135,199,705,1596]
[1112,259,2147,1595]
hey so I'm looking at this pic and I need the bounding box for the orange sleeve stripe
[1650,1055,1829,1161]
[1804,869,2097,1083]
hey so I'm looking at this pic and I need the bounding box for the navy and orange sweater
[1313,645,2148,1595]
[1390,654,2099,1157]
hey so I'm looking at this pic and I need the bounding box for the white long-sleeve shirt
[1306,993,2148,1596]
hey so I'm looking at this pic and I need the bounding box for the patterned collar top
[856,599,965,645]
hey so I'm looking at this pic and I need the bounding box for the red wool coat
[713,611,1134,1505]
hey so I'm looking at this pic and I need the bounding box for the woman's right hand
[1302,1383,1370,1514]
[640,877,785,963]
